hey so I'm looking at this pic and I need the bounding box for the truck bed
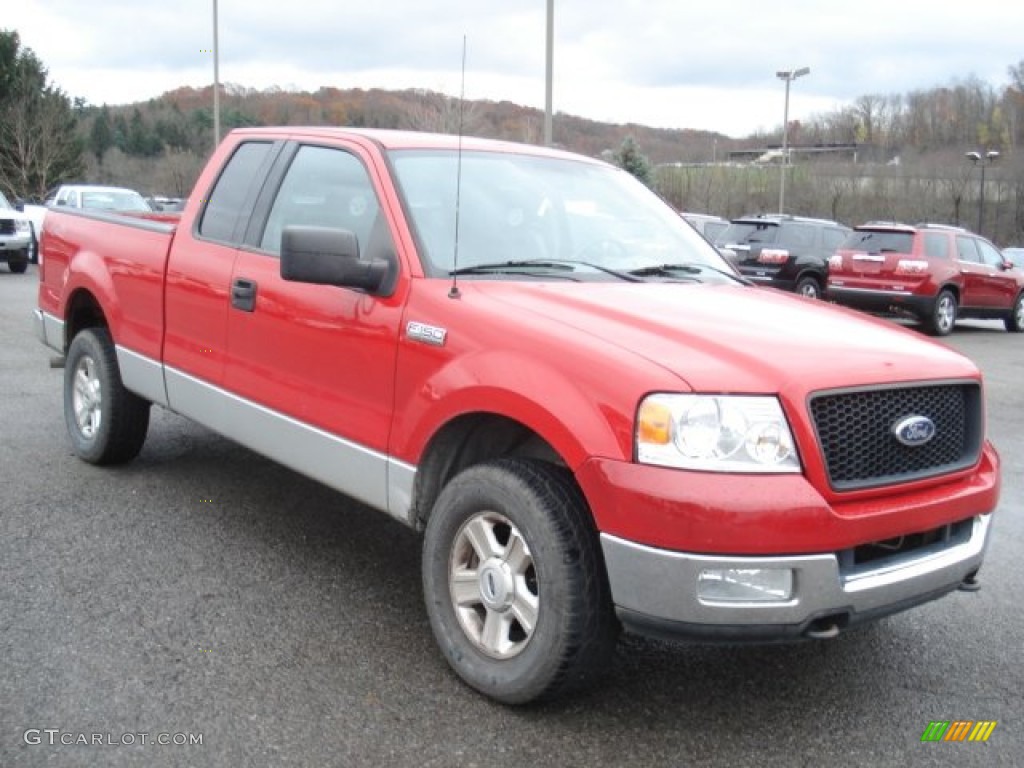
[37,207,177,364]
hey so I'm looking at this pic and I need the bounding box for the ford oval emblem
[892,415,936,447]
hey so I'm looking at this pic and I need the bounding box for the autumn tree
[0,29,84,199]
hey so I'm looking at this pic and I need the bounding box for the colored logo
[892,415,936,447]
[921,720,997,743]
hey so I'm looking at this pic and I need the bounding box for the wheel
[794,275,821,299]
[64,328,150,464]
[8,257,28,274]
[422,458,617,704]
[1005,293,1024,333]
[924,289,957,336]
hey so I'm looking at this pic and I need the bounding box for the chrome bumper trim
[600,514,991,629]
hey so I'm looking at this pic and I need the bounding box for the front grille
[809,382,982,490]
[0,219,15,235]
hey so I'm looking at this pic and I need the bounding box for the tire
[8,257,28,274]
[422,458,617,704]
[794,275,821,299]
[924,289,957,336]
[1005,293,1024,333]
[64,328,150,464]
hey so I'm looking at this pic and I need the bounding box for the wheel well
[411,413,565,531]
[795,272,822,287]
[64,290,108,352]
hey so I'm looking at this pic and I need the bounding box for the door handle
[231,278,257,312]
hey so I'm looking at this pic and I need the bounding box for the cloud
[7,0,1024,137]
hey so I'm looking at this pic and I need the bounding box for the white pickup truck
[0,190,33,273]
[20,184,153,264]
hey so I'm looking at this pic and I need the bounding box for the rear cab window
[198,141,276,244]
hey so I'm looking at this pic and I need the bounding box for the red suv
[827,222,1024,335]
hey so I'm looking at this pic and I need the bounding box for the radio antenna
[448,35,467,299]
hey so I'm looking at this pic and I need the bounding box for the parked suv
[681,211,729,242]
[827,222,1024,335]
[717,214,850,298]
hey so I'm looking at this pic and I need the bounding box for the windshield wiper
[450,259,644,282]
[628,262,748,283]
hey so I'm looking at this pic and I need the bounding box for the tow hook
[958,573,981,593]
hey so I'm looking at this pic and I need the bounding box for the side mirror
[280,225,390,293]
[1002,259,1015,270]
[13,198,25,211]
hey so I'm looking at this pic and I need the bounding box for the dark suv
[717,214,850,298]
[826,222,1024,335]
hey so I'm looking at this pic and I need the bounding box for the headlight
[15,219,31,234]
[636,394,800,472]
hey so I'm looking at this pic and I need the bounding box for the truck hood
[471,281,978,394]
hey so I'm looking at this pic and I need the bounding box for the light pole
[966,150,999,236]
[212,0,221,149]
[544,0,553,146]
[776,66,809,214]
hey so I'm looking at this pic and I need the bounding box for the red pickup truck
[35,127,1000,704]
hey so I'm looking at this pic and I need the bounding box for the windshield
[0,191,11,210]
[388,149,732,280]
[80,190,152,212]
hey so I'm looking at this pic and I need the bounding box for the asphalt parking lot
[1,267,1021,767]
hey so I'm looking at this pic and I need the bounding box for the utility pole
[776,67,809,214]
[544,0,554,146]
[213,0,221,149]
[966,150,999,236]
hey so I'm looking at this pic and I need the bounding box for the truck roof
[227,126,602,163]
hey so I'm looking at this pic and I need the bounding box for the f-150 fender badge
[406,321,448,347]
[892,415,936,447]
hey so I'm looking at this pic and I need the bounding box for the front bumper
[601,513,991,641]
[0,231,32,255]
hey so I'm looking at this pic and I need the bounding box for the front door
[223,143,407,512]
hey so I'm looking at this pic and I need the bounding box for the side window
[923,232,950,259]
[779,223,814,250]
[259,145,389,259]
[955,236,980,263]
[198,142,274,244]
[976,240,1004,268]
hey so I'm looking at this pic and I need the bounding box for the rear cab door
[164,139,283,390]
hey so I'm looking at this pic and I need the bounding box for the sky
[6,0,1024,139]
